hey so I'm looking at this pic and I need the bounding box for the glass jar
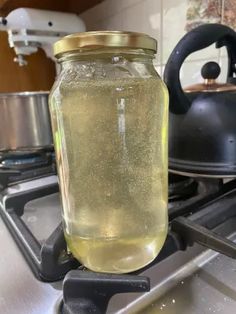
[50,31,168,273]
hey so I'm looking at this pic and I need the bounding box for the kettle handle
[164,23,236,114]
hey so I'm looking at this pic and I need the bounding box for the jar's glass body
[50,48,168,273]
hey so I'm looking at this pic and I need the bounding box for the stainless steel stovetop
[0,175,236,314]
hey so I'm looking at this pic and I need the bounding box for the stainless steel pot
[0,91,53,152]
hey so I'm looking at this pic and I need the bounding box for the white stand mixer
[0,8,86,66]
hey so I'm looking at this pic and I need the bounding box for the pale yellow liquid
[65,233,167,273]
[50,76,168,273]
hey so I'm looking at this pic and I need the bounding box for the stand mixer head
[0,8,86,66]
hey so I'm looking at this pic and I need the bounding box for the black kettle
[164,23,236,177]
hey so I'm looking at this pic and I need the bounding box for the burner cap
[0,151,54,170]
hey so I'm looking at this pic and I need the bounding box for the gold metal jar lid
[54,31,157,57]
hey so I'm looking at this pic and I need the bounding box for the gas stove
[0,171,236,314]
[0,150,56,189]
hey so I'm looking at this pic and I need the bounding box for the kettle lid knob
[201,61,221,79]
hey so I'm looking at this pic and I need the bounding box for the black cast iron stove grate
[1,174,236,313]
[0,179,79,281]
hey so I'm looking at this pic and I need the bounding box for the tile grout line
[219,0,225,63]
[221,0,225,23]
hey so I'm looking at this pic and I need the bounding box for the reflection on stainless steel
[139,251,236,314]
[0,92,52,151]
[0,211,61,314]
[22,193,62,242]
[0,177,61,314]
[108,220,236,314]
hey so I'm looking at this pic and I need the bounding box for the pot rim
[0,91,49,97]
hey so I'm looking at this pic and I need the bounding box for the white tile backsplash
[122,0,161,63]
[79,1,108,26]
[185,44,220,63]
[219,45,228,58]
[180,59,218,88]
[122,1,146,32]
[162,0,188,63]
[218,56,228,82]
[80,0,145,29]
[111,0,144,13]
[105,12,124,30]
[80,0,234,84]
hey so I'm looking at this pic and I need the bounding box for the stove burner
[2,156,46,168]
[169,173,198,200]
[0,150,56,189]
[0,150,54,170]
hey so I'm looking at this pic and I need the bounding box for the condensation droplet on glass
[162,303,166,307]
[172,299,176,304]
[181,281,184,285]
